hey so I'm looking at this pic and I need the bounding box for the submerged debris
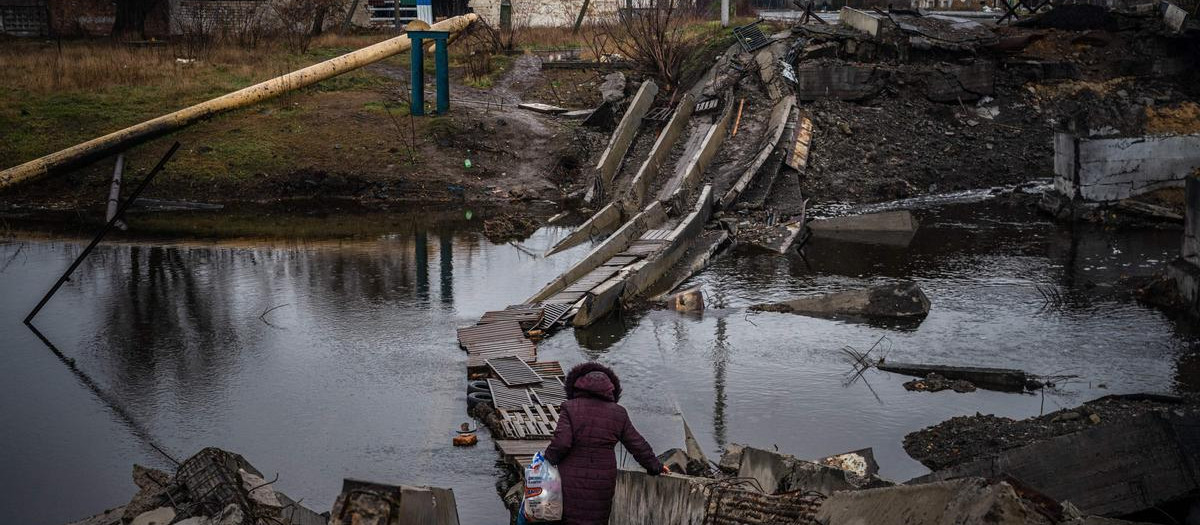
[903,373,978,393]
[750,282,931,321]
[482,214,540,243]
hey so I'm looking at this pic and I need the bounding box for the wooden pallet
[499,404,561,439]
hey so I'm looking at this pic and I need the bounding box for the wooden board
[787,116,813,171]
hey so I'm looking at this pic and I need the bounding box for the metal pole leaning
[24,142,181,325]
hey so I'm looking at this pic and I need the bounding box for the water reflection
[1,219,592,525]
[1,199,1196,525]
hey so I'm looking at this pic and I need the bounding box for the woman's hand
[661,465,671,474]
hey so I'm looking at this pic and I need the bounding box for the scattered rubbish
[750,281,931,321]
[733,20,770,53]
[880,362,1042,393]
[694,97,720,113]
[817,448,880,480]
[453,423,478,447]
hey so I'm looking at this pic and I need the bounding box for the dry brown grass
[0,34,396,96]
[0,41,274,96]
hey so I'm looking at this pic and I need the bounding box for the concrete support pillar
[410,36,425,116]
[1185,172,1199,266]
[435,38,449,114]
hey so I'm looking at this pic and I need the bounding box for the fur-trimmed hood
[564,362,623,402]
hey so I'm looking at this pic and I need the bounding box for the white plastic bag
[522,450,562,521]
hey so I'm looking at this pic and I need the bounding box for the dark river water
[1,195,1197,525]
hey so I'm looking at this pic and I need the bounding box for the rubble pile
[68,447,326,525]
[903,393,1199,470]
[762,4,1199,207]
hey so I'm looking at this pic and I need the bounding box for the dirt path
[366,55,576,202]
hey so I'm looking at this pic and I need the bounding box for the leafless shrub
[578,23,613,61]
[597,0,706,95]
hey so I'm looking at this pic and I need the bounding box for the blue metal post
[435,38,449,114]
[410,36,424,116]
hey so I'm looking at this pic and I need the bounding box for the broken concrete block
[915,411,1200,517]
[518,102,569,114]
[611,470,825,524]
[611,471,710,524]
[1163,2,1188,33]
[600,72,627,103]
[174,504,245,525]
[122,465,172,522]
[839,7,882,37]
[815,478,1052,525]
[809,210,918,246]
[794,65,884,101]
[751,282,931,320]
[925,62,995,103]
[718,443,746,473]
[130,507,175,525]
[238,468,282,509]
[1053,132,1200,202]
[330,478,461,525]
[1182,172,1199,266]
[738,446,892,495]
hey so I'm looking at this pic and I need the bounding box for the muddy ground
[0,52,611,217]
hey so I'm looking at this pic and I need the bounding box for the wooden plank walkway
[457,321,537,369]
[495,439,552,468]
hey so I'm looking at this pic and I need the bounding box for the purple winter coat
[544,363,664,525]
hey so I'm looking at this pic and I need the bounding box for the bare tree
[599,0,703,95]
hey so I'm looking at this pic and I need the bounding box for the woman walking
[544,362,668,525]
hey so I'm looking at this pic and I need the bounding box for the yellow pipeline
[0,13,478,190]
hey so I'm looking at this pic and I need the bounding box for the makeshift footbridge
[458,33,815,470]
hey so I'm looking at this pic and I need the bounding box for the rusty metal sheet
[488,356,544,387]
